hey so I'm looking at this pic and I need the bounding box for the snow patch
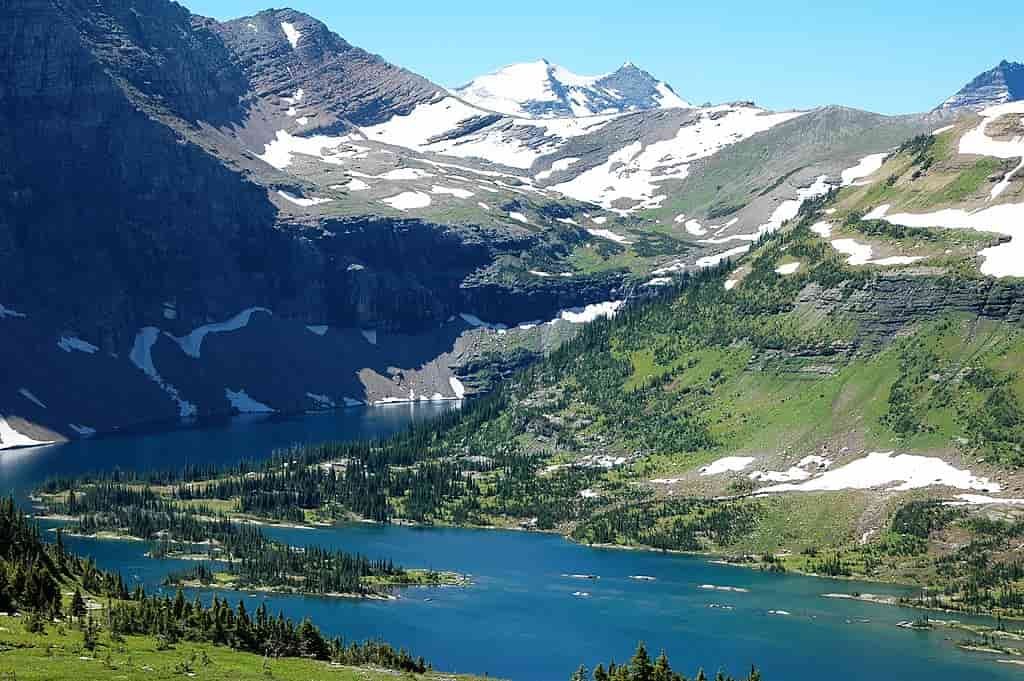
[586,228,632,244]
[57,336,99,354]
[449,376,466,399]
[552,107,805,212]
[841,153,887,186]
[68,424,96,437]
[869,203,1024,276]
[760,451,998,494]
[129,327,197,418]
[18,389,46,409]
[700,456,755,476]
[280,21,301,49]
[509,211,530,224]
[225,388,274,414]
[775,262,801,275]
[0,304,25,319]
[0,416,53,450]
[172,308,270,359]
[382,191,432,211]
[958,101,1024,200]
[277,190,332,207]
[558,300,624,324]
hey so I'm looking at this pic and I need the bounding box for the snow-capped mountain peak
[454,59,690,119]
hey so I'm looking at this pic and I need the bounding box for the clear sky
[188,0,1018,115]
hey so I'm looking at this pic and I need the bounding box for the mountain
[453,59,690,118]
[939,59,1024,110]
[0,0,965,447]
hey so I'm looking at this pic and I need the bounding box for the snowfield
[225,388,275,414]
[130,327,197,418]
[552,106,805,212]
[382,191,432,211]
[277,190,332,207]
[449,376,467,399]
[700,456,756,476]
[867,203,1024,276]
[586,228,632,244]
[841,153,888,186]
[280,21,301,49]
[171,308,271,359]
[57,336,99,354]
[957,101,1024,200]
[558,300,624,324]
[18,388,46,409]
[0,304,25,319]
[759,451,999,494]
[0,416,53,450]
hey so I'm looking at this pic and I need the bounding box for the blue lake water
[2,406,1019,681]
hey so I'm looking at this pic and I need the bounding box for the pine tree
[630,642,654,681]
[70,588,86,619]
[653,651,673,681]
[570,664,589,681]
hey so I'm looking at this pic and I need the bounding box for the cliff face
[0,0,625,443]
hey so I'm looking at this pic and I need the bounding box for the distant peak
[455,59,689,118]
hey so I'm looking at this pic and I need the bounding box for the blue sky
[190,0,1018,114]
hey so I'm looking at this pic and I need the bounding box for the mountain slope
[940,59,1024,111]
[454,59,689,118]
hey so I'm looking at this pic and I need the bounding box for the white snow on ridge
[382,191,432,211]
[225,388,275,414]
[129,327,197,418]
[958,101,1024,200]
[277,190,332,207]
[171,308,271,359]
[558,300,624,324]
[867,203,1024,276]
[361,97,545,169]
[257,131,357,169]
[0,416,53,450]
[552,107,806,213]
[509,211,530,223]
[18,388,46,409]
[760,451,999,494]
[280,21,301,49]
[586,228,632,244]
[68,423,96,438]
[700,456,756,476]
[535,157,581,181]
[694,245,751,269]
[0,304,25,319]
[57,336,99,354]
[449,376,467,399]
[841,153,887,186]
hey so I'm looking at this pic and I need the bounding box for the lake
[3,406,1019,681]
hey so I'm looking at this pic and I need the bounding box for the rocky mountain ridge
[940,59,1024,111]
[0,0,1015,446]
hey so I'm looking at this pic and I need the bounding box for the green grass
[0,618,487,681]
